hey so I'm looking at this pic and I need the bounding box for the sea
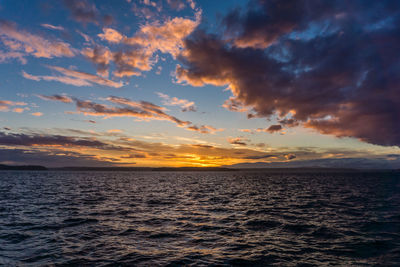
[0,171,399,266]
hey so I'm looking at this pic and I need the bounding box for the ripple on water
[0,170,399,266]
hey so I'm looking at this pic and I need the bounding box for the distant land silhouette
[0,164,47,170]
[224,158,400,169]
[1,164,399,173]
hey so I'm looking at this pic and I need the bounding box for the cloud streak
[40,94,221,134]
[23,66,124,88]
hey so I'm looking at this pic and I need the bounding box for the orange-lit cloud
[0,20,75,61]
[85,10,201,78]
[39,94,220,134]
[107,129,122,133]
[0,100,28,112]
[1,129,398,168]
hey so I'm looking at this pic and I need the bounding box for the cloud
[37,94,73,103]
[228,137,249,146]
[107,129,122,133]
[239,125,283,134]
[186,125,223,134]
[21,71,41,81]
[81,46,113,77]
[23,66,124,88]
[167,0,186,11]
[176,1,400,147]
[222,97,248,113]
[125,12,201,56]
[0,131,124,151]
[98,28,124,43]
[0,20,74,62]
[258,124,282,134]
[41,24,65,31]
[239,129,253,133]
[87,11,201,78]
[0,100,27,112]
[38,94,219,134]
[62,0,100,25]
[0,148,118,167]
[157,92,197,112]
[243,154,276,160]
[1,128,398,168]
[31,112,43,117]
[121,153,147,159]
[0,51,26,64]
[285,154,296,160]
[12,108,25,113]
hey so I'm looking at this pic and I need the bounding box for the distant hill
[0,164,47,170]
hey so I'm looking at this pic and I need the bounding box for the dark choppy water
[1,171,400,266]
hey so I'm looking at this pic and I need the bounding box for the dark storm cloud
[177,0,400,146]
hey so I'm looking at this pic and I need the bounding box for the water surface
[0,171,399,266]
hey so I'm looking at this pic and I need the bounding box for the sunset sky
[0,0,399,168]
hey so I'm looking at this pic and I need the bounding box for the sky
[0,0,399,168]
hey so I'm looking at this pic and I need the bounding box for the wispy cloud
[37,94,73,103]
[228,137,249,146]
[22,66,125,88]
[40,94,220,134]
[0,131,125,151]
[157,92,197,112]
[0,20,74,62]
[41,24,65,31]
[0,51,26,64]
[239,125,284,134]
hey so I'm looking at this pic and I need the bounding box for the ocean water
[0,171,399,266]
